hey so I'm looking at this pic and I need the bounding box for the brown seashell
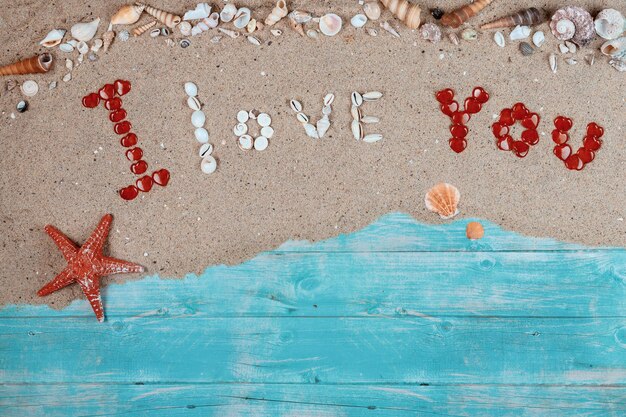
[139,3,181,28]
[441,0,494,29]
[380,0,421,30]
[481,8,543,30]
[550,6,595,46]
[132,21,156,37]
[265,0,288,26]
[111,4,145,25]
[0,54,53,76]
[102,30,115,53]
[466,222,484,240]
[425,183,460,219]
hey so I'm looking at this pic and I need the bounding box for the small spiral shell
[265,0,288,26]
[132,20,156,37]
[441,0,494,29]
[380,0,421,29]
[140,3,181,28]
[0,53,53,76]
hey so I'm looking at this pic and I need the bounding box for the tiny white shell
[565,40,577,53]
[510,25,531,41]
[304,123,319,139]
[234,7,251,29]
[237,110,249,123]
[290,99,303,112]
[254,136,269,151]
[559,43,569,54]
[494,31,505,47]
[363,133,383,143]
[271,29,282,36]
[316,117,331,137]
[319,13,343,37]
[351,14,368,28]
[296,112,309,123]
[306,29,319,39]
[20,80,39,97]
[40,29,66,47]
[195,128,209,143]
[179,21,192,36]
[59,43,74,53]
[361,116,380,124]
[199,143,213,157]
[532,31,545,48]
[322,105,332,116]
[184,3,211,21]
[351,91,363,107]
[261,126,274,138]
[549,53,558,73]
[351,120,363,141]
[257,113,271,127]
[247,35,261,46]
[363,2,381,21]
[91,38,103,52]
[238,135,254,150]
[63,73,72,82]
[65,58,73,70]
[187,96,201,111]
[184,82,198,97]
[191,110,206,128]
[233,123,248,136]
[220,3,237,22]
[350,105,361,121]
[324,93,335,106]
[363,91,383,101]
[201,155,217,174]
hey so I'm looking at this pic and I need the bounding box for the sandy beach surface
[0,0,624,307]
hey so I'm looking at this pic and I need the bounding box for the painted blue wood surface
[0,213,624,416]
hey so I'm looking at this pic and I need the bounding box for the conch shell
[0,53,53,76]
[39,29,66,47]
[550,6,594,46]
[265,0,288,26]
[425,183,460,219]
[139,3,181,28]
[380,0,421,30]
[441,0,493,29]
[111,4,145,25]
[71,17,101,42]
[594,9,625,40]
[132,20,156,36]
[481,8,543,30]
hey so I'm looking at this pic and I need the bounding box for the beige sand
[0,0,624,307]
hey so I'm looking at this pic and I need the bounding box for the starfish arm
[44,225,79,262]
[82,214,113,256]
[77,273,105,322]
[37,267,76,296]
[100,256,145,275]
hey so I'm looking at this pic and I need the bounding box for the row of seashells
[351,91,383,143]
[184,82,217,175]
[289,94,334,139]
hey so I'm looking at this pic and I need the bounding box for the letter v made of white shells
[351,91,383,143]
[290,94,334,139]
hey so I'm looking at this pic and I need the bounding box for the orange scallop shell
[425,183,460,219]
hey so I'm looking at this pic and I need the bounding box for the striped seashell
[441,0,494,29]
[265,0,288,26]
[380,0,421,29]
[0,53,53,76]
[139,3,181,28]
[481,8,543,30]
[425,183,460,219]
[132,21,156,37]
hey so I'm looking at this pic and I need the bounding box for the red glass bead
[152,169,170,186]
[586,122,604,138]
[136,175,154,192]
[554,116,573,132]
[511,103,529,120]
[126,147,143,161]
[99,84,115,100]
[578,147,595,163]
[553,144,572,161]
[511,141,529,158]
[492,122,509,138]
[104,97,122,111]
[131,160,148,175]
[114,121,132,134]
[440,101,459,117]
[551,130,569,145]
[120,133,138,147]
[565,154,584,170]
[521,129,540,145]
[119,185,139,201]
[472,87,489,104]
[499,108,515,126]
[435,88,455,104]
[464,97,482,114]
[521,113,540,129]
[450,124,468,138]
[114,79,132,96]
[583,135,602,151]
[496,135,513,151]
[109,109,127,123]
[448,138,467,153]
[82,93,100,108]
[451,111,470,125]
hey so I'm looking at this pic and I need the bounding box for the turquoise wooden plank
[2,316,625,385]
[2,250,624,319]
[1,383,625,417]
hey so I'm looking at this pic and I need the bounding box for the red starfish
[37,214,144,322]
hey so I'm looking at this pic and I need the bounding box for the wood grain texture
[0,213,624,416]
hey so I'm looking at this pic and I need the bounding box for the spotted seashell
[550,6,595,46]
[419,23,442,43]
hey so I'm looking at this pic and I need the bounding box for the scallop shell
[594,9,625,40]
[234,8,251,29]
[363,2,381,21]
[265,0,288,26]
[183,3,211,21]
[20,80,39,97]
[71,18,100,42]
[351,14,368,28]
[40,29,66,47]
[425,183,460,219]
[220,3,237,23]
[111,4,145,25]
[550,6,594,46]
[466,222,484,240]
[419,23,442,43]
[319,13,343,37]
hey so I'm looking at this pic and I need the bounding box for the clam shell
[234,8,251,29]
[237,110,249,123]
[195,128,209,144]
[71,18,100,42]
[532,31,545,47]
[425,183,460,219]
[290,99,303,112]
[238,135,254,150]
[199,142,213,157]
[65,58,73,70]
[509,25,530,40]
[20,80,39,97]
[184,82,198,97]
[363,134,383,143]
[254,136,269,151]
[184,3,211,21]
[40,29,66,47]
[191,110,206,128]
[494,31,505,47]
[220,3,237,22]
[257,113,272,127]
[363,2,381,21]
[187,96,201,111]
[595,9,625,40]
[351,14,368,29]
[466,222,484,240]
[319,13,343,37]
[201,155,217,174]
